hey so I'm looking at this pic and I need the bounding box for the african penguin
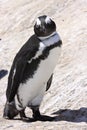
[3,15,62,121]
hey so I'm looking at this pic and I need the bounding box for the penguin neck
[38,32,60,47]
[38,31,57,40]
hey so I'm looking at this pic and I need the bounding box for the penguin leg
[19,109,30,121]
[19,109,27,120]
[19,109,35,122]
[31,106,55,121]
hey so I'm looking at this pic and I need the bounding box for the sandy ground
[0,0,87,129]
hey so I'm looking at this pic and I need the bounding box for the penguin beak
[40,26,46,33]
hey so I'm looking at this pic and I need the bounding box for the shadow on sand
[11,107,87,123]
[0,69,8,79]
[52,107,87,123]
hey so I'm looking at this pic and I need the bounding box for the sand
[0,0,87,129]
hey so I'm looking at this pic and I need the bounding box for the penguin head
[34,15,56,38]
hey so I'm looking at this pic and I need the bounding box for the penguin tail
[3,101,19,119]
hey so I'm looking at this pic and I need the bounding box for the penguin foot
[32,106,55,121]
[20,109,28,120]
[19,109,35,122]
[34,114,55,121]
[3,101,18,119]
[21,116,34,122]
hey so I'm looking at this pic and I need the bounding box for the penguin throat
[39,32,60,47]
[38,31,57,41]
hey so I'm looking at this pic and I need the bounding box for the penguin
[3,15,62,121]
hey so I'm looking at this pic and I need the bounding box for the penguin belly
[15,46,61,110]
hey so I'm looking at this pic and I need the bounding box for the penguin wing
[6,57,27,102]
[6,35,40,102]
[46,74,53,91]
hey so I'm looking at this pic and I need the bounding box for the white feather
[15,95,22,110]
[42,33,60,46]
[36,18,41,26]
[28,42,45,64]
[11,68,16,89]
[38,31,59,41]
[45,16,51,24]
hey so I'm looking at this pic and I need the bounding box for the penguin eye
[36,24,40,29]
[45,22,51,28]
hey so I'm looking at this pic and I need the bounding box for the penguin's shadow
[13,107,87,123]
[52,107,87,123]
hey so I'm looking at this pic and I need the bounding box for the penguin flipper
[6,59,27,102]
[46,74,53,91]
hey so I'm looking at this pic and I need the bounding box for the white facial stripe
[45,16,51,24]
[36,18,41,26]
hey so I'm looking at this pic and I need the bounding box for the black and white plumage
[3,15,62,121]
